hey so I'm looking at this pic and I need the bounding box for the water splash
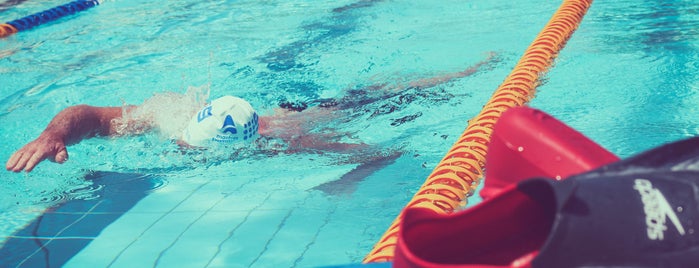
[112,85,210,140]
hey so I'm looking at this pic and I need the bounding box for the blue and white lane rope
[1,0,101,38]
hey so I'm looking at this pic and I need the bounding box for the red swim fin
[395,182,552,268]
[480,107,619,200]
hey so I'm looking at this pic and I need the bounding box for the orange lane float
[364,0,595,263]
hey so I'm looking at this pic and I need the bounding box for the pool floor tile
[154,211,249,267]
[106,211,205,266]
[64,211,165,267]
[3,162,398,268]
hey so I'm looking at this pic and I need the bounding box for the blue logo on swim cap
[197,105,213,122]
[242,113,259,140]
[221,115,237,135]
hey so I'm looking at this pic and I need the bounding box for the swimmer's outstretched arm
[6,105,129,173]
[406,52,498,89]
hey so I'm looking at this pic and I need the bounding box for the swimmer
[6,54,500,173]
[5,95,362,173]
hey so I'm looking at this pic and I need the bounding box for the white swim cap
[182,96,259,147]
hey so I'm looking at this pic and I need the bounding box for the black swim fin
[582,135,699,176]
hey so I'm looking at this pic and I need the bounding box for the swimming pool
[2,0,699,267]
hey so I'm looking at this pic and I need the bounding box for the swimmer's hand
[6,134,68,173]
[5,105,129,173]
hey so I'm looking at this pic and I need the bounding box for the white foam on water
[112,85,210,140]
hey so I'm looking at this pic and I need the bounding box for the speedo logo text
[633,178,686,240]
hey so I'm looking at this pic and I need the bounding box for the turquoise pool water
[1,0,699,267]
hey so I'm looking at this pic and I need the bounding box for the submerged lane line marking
[6,236,95,240]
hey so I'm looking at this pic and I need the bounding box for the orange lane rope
[0,24,18,38]
[363,0,594,263]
